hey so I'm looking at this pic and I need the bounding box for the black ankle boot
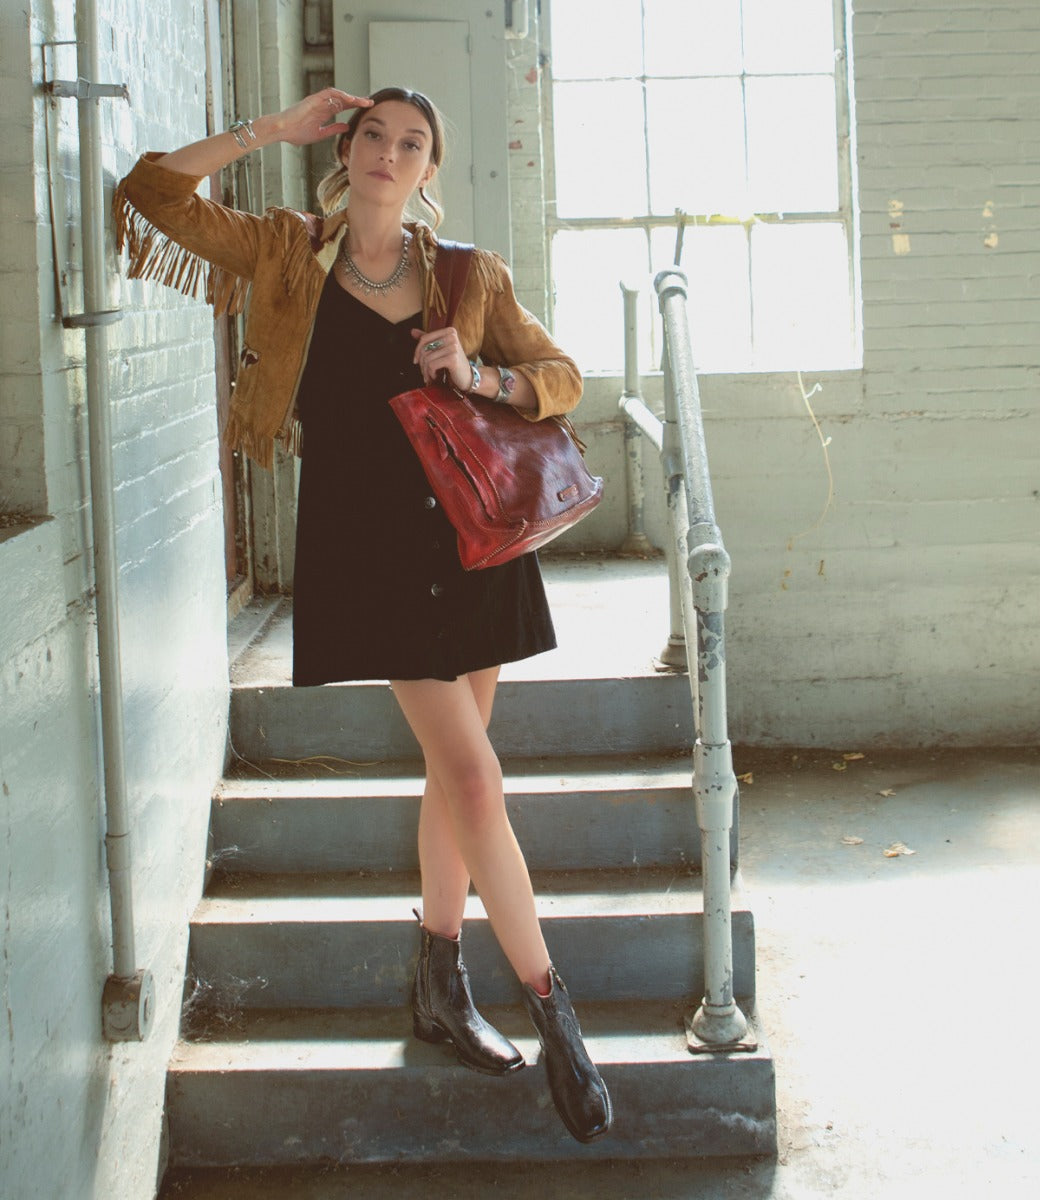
[522,965,613,1143]
[412,915,525,1076]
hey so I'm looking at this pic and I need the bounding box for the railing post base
[102,969,155,1042]
[655,634,687,671]
[685,1003,756,1054]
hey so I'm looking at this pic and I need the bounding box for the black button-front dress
[291,273,557,686]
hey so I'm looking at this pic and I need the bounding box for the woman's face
[340,100,436,206]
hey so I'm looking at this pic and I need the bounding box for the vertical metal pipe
[75,0,153,1040]
[621,284,640,399]
[618,284,654,558]
[656,347,690,670]
[76,0,131,977]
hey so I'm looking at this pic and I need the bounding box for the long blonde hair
[316,86,447,226]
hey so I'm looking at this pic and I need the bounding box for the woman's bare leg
[415,667,499,938]
[416,770,470,938]
[392,669,551,990]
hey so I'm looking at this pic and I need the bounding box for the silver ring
[327,97,337,107]
[424,339,444,352]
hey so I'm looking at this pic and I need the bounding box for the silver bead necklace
[338,230,412,296]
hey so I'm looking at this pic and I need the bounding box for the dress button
[430,540,440,551]
[423,496,437,509]
[430,583,444,597]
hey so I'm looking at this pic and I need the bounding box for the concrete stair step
[159,1156,774,1200]
[186,869,756,1011]
[211,756,738,874]
[176,564,777,1179]
[230,675,695,763]
[166,1000,775,1166]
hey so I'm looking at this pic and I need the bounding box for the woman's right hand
[156,88,373,177]
[267,88,374,147]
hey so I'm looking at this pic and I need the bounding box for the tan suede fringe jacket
[113,153,583,469]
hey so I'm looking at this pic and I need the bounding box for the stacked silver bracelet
[228,118,257,150]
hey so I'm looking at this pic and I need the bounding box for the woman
[115,85,611,1144]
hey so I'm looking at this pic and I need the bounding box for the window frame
[541,0,861,374]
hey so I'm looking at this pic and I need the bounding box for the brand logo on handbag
[557,484,579,502]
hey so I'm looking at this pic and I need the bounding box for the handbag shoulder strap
[430,238,476,328]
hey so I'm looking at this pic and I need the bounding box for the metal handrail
[618,271,751,1050]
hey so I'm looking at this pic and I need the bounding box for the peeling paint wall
[0,2,228,1197]
[242,0,307,594]
[537,1,1040,747]
[502,22,550,322]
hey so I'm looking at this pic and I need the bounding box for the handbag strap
[426,239,588,456]
[430,238,476,328]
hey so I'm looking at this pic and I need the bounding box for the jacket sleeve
[471,250,583,422]
[113,153,312,315]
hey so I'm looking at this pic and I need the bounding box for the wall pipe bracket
[46,77,129,101]
[41,54,127,330]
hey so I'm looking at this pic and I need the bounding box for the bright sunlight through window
[547,0,859,374]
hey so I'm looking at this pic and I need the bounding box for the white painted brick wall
[827,0,1040,744]
[0,2,230,1197]
[0,9,47,516]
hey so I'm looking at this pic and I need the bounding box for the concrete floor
[165,559,1040,1197]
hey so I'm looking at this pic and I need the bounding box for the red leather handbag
[389,242,603,571]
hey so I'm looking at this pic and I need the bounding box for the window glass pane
[742,0,836,75]
[546,0,856,372]
[746,76,838,213]
[644,0,742,77]
[552,229,652,373]
[651,226,751,371]
[646,79,747,216]
[553,81,647,218]
[750,223,853,368]
[550,0,643,79]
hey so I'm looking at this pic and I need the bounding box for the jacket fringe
[416,238,505,324]
[471,247,507,297]
[223,407,274,470]
[280,212,318,298]
[282,416,305,458]
[112,178,248,316]
[556,414,588,455]
[413,226,445,321]
[424,270,447,323]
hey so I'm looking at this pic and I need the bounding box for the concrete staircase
[160,566,776,1184]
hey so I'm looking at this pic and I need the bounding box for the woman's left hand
[411,327,473,392]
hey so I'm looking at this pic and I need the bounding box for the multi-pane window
[546,0,858,374]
